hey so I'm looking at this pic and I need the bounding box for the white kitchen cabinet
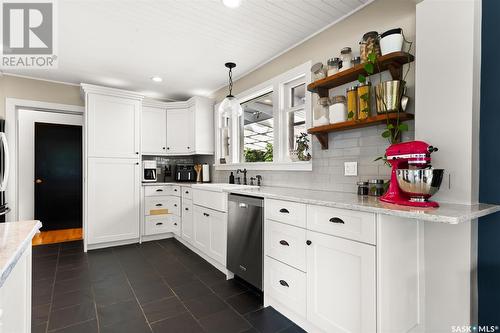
[87,158,140,245]
[306,230,376,333]
[193,205,210,254]
[86,93,141,158]
[142,106,167,155]
[181,199,194,245]
[166,108,194,155]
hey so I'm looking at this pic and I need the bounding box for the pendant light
[219,62,243,117]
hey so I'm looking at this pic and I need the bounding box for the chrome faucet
[237,169,248,185]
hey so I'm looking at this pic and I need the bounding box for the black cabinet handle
[279,208,289,214]
[187,146,190,149]
[136,162,139,165]
[156,189,163,192]
[155,203,163,207]
[279,280,289,287]
[279,240,289,246]
[329,217,345,224]
[156,222,163,226]
[174,223,177,226]
[174,204,177,207]
[174,189,178,192]
[162,147,166,150]
[185,191,189,194]
[306,240,312,245]
[185,207,189,211]
[203,213,210,217]
[167,147,170,150]
[135,152,139,154]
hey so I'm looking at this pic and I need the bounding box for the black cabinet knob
[203,213,210,217]
[174,223,177,226]
[174,204,177,207]
[279,280,289,287]
[185,207,189,211]
[162,147,166,150]
[279,240,289,246]
[306,240,312,245]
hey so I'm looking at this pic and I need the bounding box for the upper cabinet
[85,87,142,158]
[142,96,214,156]
[142,105,168,155]
[166,108,194,154]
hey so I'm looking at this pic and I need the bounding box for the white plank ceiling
[4,0,370,100]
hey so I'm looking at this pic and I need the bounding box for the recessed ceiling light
[222,0,241,8]
[150,76,163,82]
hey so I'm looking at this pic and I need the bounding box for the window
[215,61,312,171]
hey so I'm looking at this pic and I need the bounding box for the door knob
[35,179,43,184]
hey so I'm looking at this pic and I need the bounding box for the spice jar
[357,181,369,196]
[339,47,352,72]
[369,179,385,197]
[360,31,381,63]
[311,62,327,81]
[314,97,331,126]
[346,86,358,121]
[352,56,361,66]
[357,82,371,120]
[329,95,347,124]
[327,58,341,76]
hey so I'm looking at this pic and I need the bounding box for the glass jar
[357,181,369,196]
[314,97,331,126]
[352,56,361,66]
[311,62,327,81]
[329,95,347,124]
[327,58,341,76]
[369,179,385,197]
[346,86,358,121]
[339,47,352,72]
[360,31,381,63]
[357,82,371,120]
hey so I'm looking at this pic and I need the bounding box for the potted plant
[295,133,312,161]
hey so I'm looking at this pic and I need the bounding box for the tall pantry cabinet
[81,84,143,250]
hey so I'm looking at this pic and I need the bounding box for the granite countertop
[142,182,197,187]
[0,220,42,288]
[224,186,500,224]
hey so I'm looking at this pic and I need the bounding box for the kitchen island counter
[225,186,500,224]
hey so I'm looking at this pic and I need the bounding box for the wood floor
[32,228,83,246]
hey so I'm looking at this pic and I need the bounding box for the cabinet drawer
[144,215,180,236]
[170,185,181,197]
[144,186,169,197]
[145,196,180,216]
[265,256,306,317]
[192,189,227,212]
[265,220,306,271]
[182,187,192,200]
[307,205,376,244]
[265,199,306,228]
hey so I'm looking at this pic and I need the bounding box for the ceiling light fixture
[222,0,241,8]
[219,62,242,118]
[150,76,163,82]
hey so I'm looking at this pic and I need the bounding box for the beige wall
[212,0,416,102]
[0,75,83,119]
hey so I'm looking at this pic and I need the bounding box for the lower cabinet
[193,205,227,266]
[306,230,376,333]
[87,158,140,245]
[144,215,180,236]
[181,199,194,245]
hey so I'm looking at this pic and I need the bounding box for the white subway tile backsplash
[214,125,415,194]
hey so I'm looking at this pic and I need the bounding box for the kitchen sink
[190,183,259,192]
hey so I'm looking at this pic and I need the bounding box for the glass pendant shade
[219,95,242,117]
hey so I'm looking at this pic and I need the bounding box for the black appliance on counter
[163,164,175,182]
[0,119,10,222]
[175,164,196,182]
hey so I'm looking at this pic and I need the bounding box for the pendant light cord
[228,67,234,97]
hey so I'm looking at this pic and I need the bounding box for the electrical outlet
[344,162,358,176]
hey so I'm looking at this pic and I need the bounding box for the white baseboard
[86,238,140,251]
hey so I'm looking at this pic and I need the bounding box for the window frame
[214,61,312,171]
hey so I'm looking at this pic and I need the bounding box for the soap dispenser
[229,172,235,184]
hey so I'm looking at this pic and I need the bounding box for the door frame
[5,98,84,223]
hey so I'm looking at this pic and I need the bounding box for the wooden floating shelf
[307,113,414,150]
[307,52,415,97]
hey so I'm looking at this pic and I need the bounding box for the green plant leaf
[348,111,354,119]
[381,130,391,138]
[360,93,369,101]
[398,123,409,131]
[357,74,366,83]
[361,108,369,114]
[364,63,374,74]
[368,52,377,63]
[387,124,394,130]
[374,156,383,161]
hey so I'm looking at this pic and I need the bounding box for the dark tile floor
[32,238,306,333]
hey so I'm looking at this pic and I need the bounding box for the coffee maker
[380,141,443,208]
[142,160,157,182]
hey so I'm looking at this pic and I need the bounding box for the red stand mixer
[380,141,444,208]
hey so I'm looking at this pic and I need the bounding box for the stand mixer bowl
[396,169,444,201]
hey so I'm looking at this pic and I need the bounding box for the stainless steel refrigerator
[0,119,10,222]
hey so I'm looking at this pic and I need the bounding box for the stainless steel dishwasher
[227,193,263,290]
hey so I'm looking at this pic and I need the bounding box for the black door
[35,122,82,231]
